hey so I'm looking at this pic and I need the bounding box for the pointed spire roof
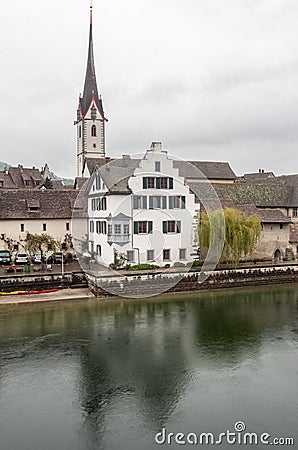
[80,3,106,119]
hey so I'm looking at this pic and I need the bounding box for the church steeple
[75,2,107,177]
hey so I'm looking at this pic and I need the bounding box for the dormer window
[91,125,97,137]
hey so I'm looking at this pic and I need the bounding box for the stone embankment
[0,271,87,292]
[87,264,298,298]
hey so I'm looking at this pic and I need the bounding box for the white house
[86,142,199,267]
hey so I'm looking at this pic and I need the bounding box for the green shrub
[173,261,186,267]
[127,263,159,271]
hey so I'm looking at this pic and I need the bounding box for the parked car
[0,250,11,265]
[15,252,29,265]
[32,253,42,264]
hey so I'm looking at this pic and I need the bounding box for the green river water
[0,285,297,450]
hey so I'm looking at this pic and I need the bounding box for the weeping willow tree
[199,208,262,266]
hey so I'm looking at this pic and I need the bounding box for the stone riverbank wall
[87,265,298,298]
[0,271,87,292]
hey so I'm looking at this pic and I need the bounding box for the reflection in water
[0,285,297,450]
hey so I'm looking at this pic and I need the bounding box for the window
[93,143,96,148]
[155,161,161,172]
[43,223,47,232]
[89,220,94,233]
[143,177,173,189]
[169,196,186,209]
[66,222,70,231]
[160,177,168,189]
[133,195,147,209]
[20,223,25,232]
[25,180,30,186]
[127,250,135,262]
[91,198,96,210]
[133,221,153,234]
[95,197,107,210]
[147,250,155,261]
[179,248,186,260]
[96,245,101,256]
[280,224,284,230]
[114,224,121,234]
[293,208,298,218]
[163,249,171,261]
[108,224,112,235]
[78,125,81,138]
[149,196,167,209]
[91,124,97,137]
[123,224,129,235]
[0,181,4,187]
[96,221,106,234]
[147,177,155,188]
[95,173,101,190]
[163,220,181,233]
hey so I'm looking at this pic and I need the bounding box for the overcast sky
[1,0,298,178]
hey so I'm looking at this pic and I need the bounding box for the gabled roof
[0,165,43,189]
[213,181,293,208]
[85,156,236,185]
[173,160,236,180]
[0,190,79,220]
[242,171,275,180]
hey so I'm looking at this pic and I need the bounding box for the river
[0,285,297,450]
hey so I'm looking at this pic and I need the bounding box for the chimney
[150,142,162,152]
[259,169,261,173]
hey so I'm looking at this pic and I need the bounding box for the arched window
[91,125,97,137]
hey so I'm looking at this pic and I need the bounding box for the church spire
[75,2,107,178]
[80,1,106,119]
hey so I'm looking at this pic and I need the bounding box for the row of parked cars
[0,250,66,265]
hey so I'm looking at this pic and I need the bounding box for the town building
[85,142,199,267]
[0,190,82,253]
[0,164,53,189]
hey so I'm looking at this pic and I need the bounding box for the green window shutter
[162,196,167,209]
[169,177,173,189]
[133,196,138,209]
[176,221,181,233]
[169,196,173,209]
[163,221,167,234]
[181,196,186,209]
[148,221,153,234]
[142,196,147,209]
[143,177,148,189]
[156,177,161,189]
[149,196,154,209]
[134,222,139,234]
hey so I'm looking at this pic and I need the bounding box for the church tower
[75,3,108,177]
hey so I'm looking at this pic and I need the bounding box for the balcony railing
[107,234,131,244]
